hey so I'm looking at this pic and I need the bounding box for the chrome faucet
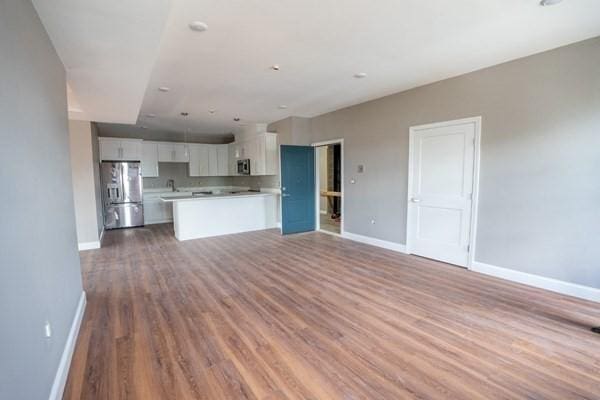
[166,179,175,191]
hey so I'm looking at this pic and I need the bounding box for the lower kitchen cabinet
[143,192,173,224]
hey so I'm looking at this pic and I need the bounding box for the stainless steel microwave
[237,159,250,175]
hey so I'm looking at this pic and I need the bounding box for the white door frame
[312,139,344,236]
[406,116,482,269]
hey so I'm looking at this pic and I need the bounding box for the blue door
[281,145,315,234]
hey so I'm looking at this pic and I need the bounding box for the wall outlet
[44,321,52,338]
[350,179,356,184]
[371,219,376,225]
[357,165,364,173]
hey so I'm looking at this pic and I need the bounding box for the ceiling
[35,0,600,135]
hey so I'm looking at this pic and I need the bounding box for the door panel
[158,143,173,162]
[141,142,159,177]
[281,145,315,234]
[408,121,476,267]
[99,139,121,161]
[120,140,141,161]
[121,162,142,203]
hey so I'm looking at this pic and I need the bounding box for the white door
[158,143,174,162]
[407,119,479,267]
[216,144,228,176]
[173,144,189,162]
[141,142,159,177]
[208,145,218,176]
[120,139,142,161]
[99,138,122,161]
[188,144,209,176]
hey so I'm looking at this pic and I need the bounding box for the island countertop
[160,191,276,202]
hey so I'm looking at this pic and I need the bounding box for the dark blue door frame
[280,145,316,234]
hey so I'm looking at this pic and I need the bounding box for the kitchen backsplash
[142,162,280,189]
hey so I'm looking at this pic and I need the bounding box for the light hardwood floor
[64,224,600,399]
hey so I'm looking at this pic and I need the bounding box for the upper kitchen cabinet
[158,142,189,162]
[216,144,229,176]
[99,137,142,161]
[252,133,277,175]
[189,143,229,176]
[141,142,159,177]
[188,144,209,176]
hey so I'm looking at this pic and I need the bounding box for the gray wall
[97,122,233,144]
[308,37,600,288]
[69,120,101,244]
[0,1,84,399]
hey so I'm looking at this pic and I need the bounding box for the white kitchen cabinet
[99,137,142,161]
[208,145,218,176]
[188,144,210,176]
[228,143,237,175]
[250,133,277,175]
[141,142,159,177]
[173,144,189,162]
[157,142,189,162]
[217,144,229,176]
[143,192,173,224]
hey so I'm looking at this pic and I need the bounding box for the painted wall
[0,1,84,398]
[69,120,101,245]
[308,37,600,289]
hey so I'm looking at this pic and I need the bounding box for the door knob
[411,198,421,203]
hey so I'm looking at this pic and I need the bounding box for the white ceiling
[32,0,170,123]
[35,0,600,134]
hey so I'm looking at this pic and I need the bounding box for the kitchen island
[162,191,278,241]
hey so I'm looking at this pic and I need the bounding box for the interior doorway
[314,140,343,235]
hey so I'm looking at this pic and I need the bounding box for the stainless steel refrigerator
[100,161,144,229]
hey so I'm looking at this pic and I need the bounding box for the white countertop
[161,191,275,202]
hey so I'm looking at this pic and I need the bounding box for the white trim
[471,262,600,303]
[48,291,87,400]
[406,116,482,268]
[318,228,342,238]
[342,231,407,254]
[78,241,100,251]
[312,139,344,234]
[99,228,104,245]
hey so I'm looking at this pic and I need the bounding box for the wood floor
[64,224,600,400]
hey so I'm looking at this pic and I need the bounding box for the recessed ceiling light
[158,86,170,92]
[233,117,240,122]
[354,72,367,79]
[540,0,563,5]
[271,65,280,71]
[180,112,189,116]
[189,21,208,32]
[146,113,156,118]
[278,105,288,109]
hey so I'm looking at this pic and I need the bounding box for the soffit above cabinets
[34,0,600,134]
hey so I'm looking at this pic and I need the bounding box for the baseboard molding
[276,222,282,229]
[471,262,600,303]
[48,291,86,400]
[78,241,100,251]
[342,231,407,254]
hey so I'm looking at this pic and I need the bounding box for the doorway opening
[314,140,343,235]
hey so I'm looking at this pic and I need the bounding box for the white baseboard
[471,262,600,303]
[78,241,100,251]
[48,291,87,400]
[342,231,407,254]
[276,222,282,229]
